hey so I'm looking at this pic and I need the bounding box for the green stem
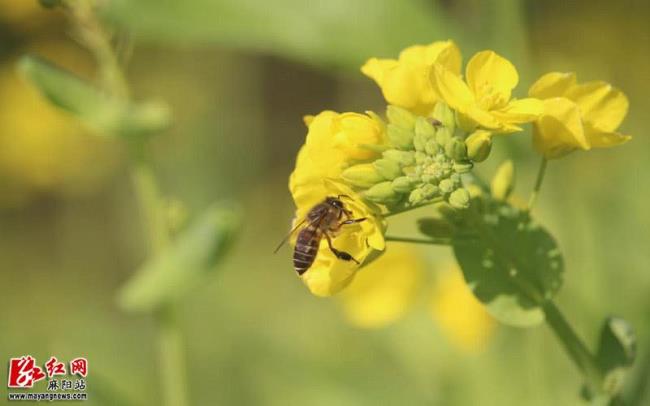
[63,4,187,404]
[64,0,130,99]
[385,235,453,246]
[157,306,189,406]
[129,143,189,406]
[543,301,603,393]
[130,142,169,253]
[384,197,444,218]
[527,157,548,211]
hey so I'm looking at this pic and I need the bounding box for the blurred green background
[0,0,648,404]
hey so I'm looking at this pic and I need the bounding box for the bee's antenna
[337,194,352,200]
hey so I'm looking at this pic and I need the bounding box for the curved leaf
[452,200,564,327]
[117,204,241,313]
[18,55,171,137]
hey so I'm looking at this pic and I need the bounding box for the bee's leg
[324,233,360,264]
[329,216,366,233]
[341,217,366,226]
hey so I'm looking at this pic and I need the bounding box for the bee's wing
[273,218,307,253]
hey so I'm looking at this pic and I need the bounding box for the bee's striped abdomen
[293,225,321,275]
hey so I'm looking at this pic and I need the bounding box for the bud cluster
[342,103,492,210]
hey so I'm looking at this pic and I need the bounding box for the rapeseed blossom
[528,72,630,158]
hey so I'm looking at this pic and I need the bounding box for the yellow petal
[430,63,474,111]
[361,58,398,89]
[362,56,430,114]
[435,41,463,75]
[466,50,518,108]
[399,40,462,74]
[491,97,544,128]
[584,123,632,148]
[332,112,385,160]
[431,267,496,353]
[302,114,315,127]
[461,105,502,130]
[339,246,423,328]
[565,81,629,132]
[362,41,462,115]
[528,72,576,99]
[302,234,367,297]
[532,97,588,159]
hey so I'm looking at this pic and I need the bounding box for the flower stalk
[527,157,548,211]
[63,3,189,405]
[543,301,604,395]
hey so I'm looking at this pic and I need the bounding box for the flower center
[475,83,508,111]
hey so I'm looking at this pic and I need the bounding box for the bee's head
[326,196,344,209]
[328,194,353,208]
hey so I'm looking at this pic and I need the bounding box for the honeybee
[275,195,366,275]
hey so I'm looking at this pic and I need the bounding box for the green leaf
[105,0,459,70]
[18,55,171,137]
[451,200,564,327]
[596,317,637,396]
[417,217,455,239]
[117,205,241,313]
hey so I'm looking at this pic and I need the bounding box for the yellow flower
[288,111,386,296]
[338,251,496,353]
[431,267,496,353]
[431,50,543,133]
[339,246,423,328]
[361,40,462,116]
[528,72,630,159]
[290,179,385,297]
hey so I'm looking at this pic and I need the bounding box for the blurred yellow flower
[339,246,423,328]
[339,250,496,353]
[528,72,630,159]
[0,57,118,206]
[361,40,462,116]
[431,267,496,353]
[289,111,386,296]
[0,0,57,32]
[431,50,543,133]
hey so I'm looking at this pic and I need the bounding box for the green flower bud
[387,124,414,149]
[414,151,427,165]
[449,188,471,209]
[491,160,515,201]
[341,163,385,188]
[386,105,416,130]
[453,161,473,174]
[433,102,455,133]
[413,132,425,152]
[383,149,415,166]
[408,188,425,205]
[364,181,398,203]
[391,176,415,193]
[445,137,468,161]
[439,178,455,194]
[425,139,439,156]
[421,183,439,199]
[373,158,402,180]
[435,126,452,147]
[415,116,436,139]
[465,130,492,162]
